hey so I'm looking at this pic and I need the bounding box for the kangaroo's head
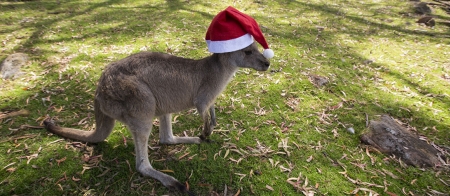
[224,42,271,71]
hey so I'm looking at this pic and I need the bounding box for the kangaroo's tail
[44,99,115,143]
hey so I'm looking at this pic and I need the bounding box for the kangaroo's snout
[258,57,270,71]
[261,61,270,71]
[264,60,270,68]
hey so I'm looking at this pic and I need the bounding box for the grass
[1,0,449,195]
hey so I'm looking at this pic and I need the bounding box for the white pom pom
[263,49,274,59]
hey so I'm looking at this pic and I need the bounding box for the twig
[2,162,16,170]
[0,110,30,120]
[20,125,44,129]
[47,139,65,145]
[365,113,369,127]
[0,134,39,143]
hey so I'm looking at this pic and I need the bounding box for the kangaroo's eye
[245,50,252,55]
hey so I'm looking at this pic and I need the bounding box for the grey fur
[44,42,270,194]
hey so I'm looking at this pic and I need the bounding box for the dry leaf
[286,97,300,111]
[0,109,30,120]
[47,139,65,145]
[386,191,397,196]
[278,137,291,157]
[366,147,376,165]
[234,188,241,196]
[266,185,274,191]
[27,153,39,164]
[97,168,110,177]
[2,162,16,170]
[351,187,379,195]
[160,169,174,173]
[382,168,399,179]
[54,106,63,113]
[316,168,322,174]
[81,166,93,175]
[229,158,243,164]
[328,102,343,111]
[235,173,246,182]
[185,181,190,191]
[178,152,190,160]
[81,154,90,162]
[56,157,66,166]
[331,128,339,138]
[224,149,230,159]
[6,167,16,173]
[72,176,81,182]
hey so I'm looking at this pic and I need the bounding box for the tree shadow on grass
[0,0,215,56]
[276,0,450,39]
[266,0,450,132]
[0,1,217,195]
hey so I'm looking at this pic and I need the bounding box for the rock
[363,59,374,65]
[0,53,29,79]
[347,127,355,134]
[414,2,432,15]
[360,115,443,168]
[438,20,450,27]
[308,74,329,88]
[416,16,435,27]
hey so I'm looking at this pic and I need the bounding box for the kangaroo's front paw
[198,135,216,144]
[201,121,214,139]
[168,181,196,196]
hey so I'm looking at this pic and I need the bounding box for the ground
[0,0,449,195]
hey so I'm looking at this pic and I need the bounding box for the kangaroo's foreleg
[159,114,202,144]
[209,104,217,127]
[199,105,217,141]
[197,104,215,140]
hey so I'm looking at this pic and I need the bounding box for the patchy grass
[1,0,449,195]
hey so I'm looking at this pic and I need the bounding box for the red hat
[205,6,274,59]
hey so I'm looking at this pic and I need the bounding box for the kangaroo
[44,42,270,194]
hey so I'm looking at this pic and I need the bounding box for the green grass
[1,0,449,195]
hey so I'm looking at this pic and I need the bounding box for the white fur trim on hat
[206,33,253,53]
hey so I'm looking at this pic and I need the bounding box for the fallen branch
[0,110,30,120]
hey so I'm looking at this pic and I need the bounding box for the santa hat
[205,6,274,59]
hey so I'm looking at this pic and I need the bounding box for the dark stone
[360,115,443,167]
[414,2,432,15]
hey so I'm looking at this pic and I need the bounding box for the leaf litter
[1,1,450,195]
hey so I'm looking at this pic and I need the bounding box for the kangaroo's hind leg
[159,114,202,144]
[125,116,193,194]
